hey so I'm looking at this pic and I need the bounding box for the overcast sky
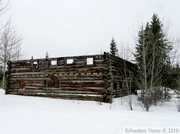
[5,0,180,59]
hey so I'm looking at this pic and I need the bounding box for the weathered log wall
[6,52,136,103]
[106,54,137,97]
[6,53,112,102]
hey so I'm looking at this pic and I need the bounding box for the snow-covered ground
[0,89,179,134]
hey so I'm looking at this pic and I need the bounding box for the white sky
[5,0,180,59]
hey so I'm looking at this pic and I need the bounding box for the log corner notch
[6,52,137,103]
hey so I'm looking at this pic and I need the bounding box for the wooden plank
[11,72,45,75]
[60,80,103,83]
[11,75,105,81]
[58,73,104,77]
[16,89,102,95]
[25,83,44,86]
[21,86,43,89]
[94,59,104,64]
[49,65,105,71]
[11,77,49,81]
[10,86,106,93]
[10,67,31,70]
[59,76,103,80]
[58,87,105,91]
[8,91,104,101]
[59,82,104,87]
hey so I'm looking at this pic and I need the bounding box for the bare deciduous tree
[0,0,23,89]
[118,43,136,111]
[0,21,22,89]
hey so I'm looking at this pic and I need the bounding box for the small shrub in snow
[176,97,180,112]
[163,87,171,101]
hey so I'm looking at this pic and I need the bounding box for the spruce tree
[110,38,118,56]
[134,14,172,110]
[176,63,180,91]
[172,63,180,91]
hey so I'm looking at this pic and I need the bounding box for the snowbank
[0,89,179,134]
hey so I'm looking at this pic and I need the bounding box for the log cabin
[5,52,137,103]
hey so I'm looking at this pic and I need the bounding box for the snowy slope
[0,89,179,134]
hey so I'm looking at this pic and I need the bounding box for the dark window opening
[119,82,123,89]
[44,80,59,88]
[33,61,38,68]
[113,82,117,90]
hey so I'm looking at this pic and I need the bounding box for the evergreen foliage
[0,72,3,80]
[110,38,118,56]
[134,14,172,110]
[169,63,180,90]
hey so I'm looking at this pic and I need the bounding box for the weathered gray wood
[16,89,102,95]
[59,82,104,88]
[11,78,49,81]
[8,91,104,102]
[6,52,136,103]
[11,72,45,75]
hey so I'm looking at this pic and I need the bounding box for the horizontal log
[10,63,107,72]
[94,59,104,64]
[58,87,105,91]
[6,91,103,99]
[10,74,105,79]
[10,64,30,67]
[50,66,106,71]
[11,77,50,81]
[59,76,104,80]
[7,92,106,102]
[16,89,102,95]
[74,61,85,65]
[9,86,106,92]
[59,82,103,87]
[20,86,43,89]
[11,72,45,75]
[10,73,106,79]
[48,71,105,75]
[11,68,31,71]
[26,83,44,86]
[8,86,36,89]
[9,80,44,85]
[10,76,108,83]
[60,80,103,83]
[11,69,107,76]
[10,76,104,81]
[58,73,104,77]
[11,75,45,78]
